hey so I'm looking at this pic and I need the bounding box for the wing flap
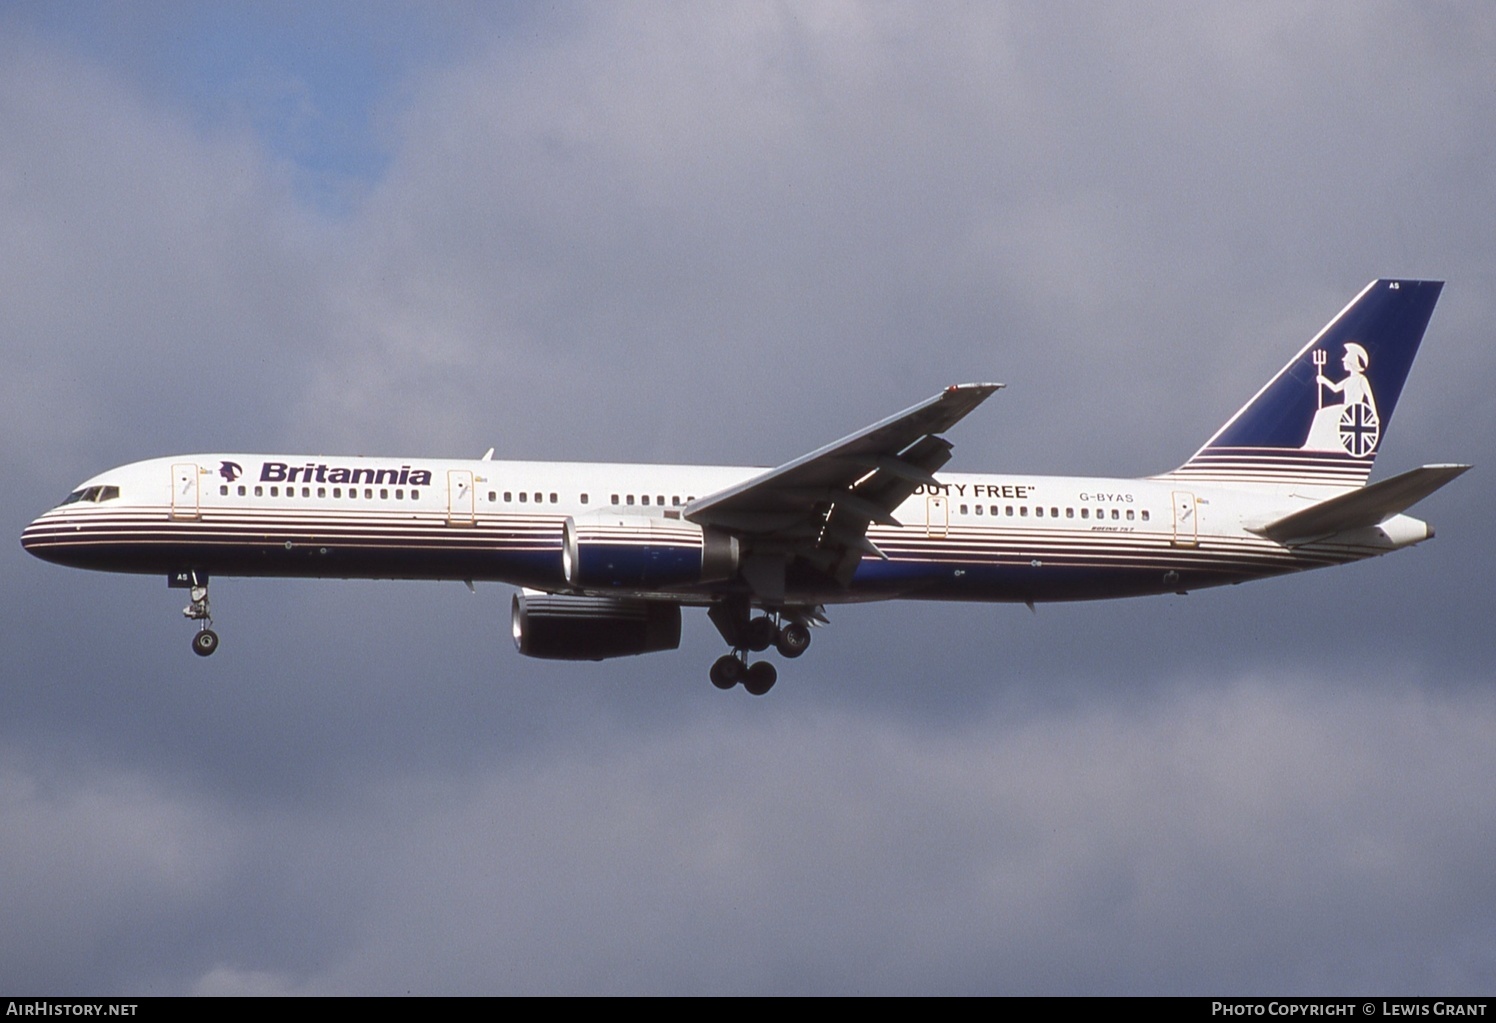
[1253,463,1470,544]
[685,383,1001,591]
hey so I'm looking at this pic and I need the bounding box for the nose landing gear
[182,581,219,657]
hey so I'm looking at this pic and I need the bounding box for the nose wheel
[183,582,219,657]
[191,628,220,657]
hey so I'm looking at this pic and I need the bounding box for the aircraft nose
[20,510,74,566]
[21,514,49,557]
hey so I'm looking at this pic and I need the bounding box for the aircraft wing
[685,383,1002,592]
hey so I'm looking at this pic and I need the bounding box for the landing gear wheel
[710,654,745,690]
[775,622,811,659]
[192,629,219,657]
[743,661,778,696]
[744,616,776,652]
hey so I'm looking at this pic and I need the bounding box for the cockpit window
[59,485,121,506]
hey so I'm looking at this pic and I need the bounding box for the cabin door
[171,463,200,520]
[447,469,475,526]
[925,494,948,538]
[1171,491,1198,547]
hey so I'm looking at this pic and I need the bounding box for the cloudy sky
[4,1,1495,995]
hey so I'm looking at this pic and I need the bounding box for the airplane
[21,279,1468,695]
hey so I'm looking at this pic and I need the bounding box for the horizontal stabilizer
[1253,464,1470,544]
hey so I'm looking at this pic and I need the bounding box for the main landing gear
[706,603,813,696]
[183,580,219,657]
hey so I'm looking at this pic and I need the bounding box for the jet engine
[511,593,682,661]
[562,514,739,589]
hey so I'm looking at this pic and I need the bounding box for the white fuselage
[21,453,1430,606]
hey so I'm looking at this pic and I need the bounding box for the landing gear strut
[183,581,219,657]
[705,603,811,695]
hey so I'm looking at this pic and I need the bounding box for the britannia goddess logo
[219,460,243,482]
[1304,342,1379,457]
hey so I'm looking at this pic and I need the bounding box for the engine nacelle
[511,593,682,661]
[562,514,739,589]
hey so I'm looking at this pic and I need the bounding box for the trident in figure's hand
[1312,349,1327,409]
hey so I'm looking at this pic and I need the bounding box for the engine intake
[511,593,682,661]
[562,514,739,589]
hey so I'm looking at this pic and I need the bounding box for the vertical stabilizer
[1158,279,1442,490]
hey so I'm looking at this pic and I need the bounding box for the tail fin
[1159,279,1443,490]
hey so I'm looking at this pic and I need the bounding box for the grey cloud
[3,1,1495,995]
[9,674,1493,994]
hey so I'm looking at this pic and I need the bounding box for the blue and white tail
[1157,279,1443,491]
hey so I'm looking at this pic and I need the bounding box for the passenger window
[395,489,403,500]
[238,485,246,497]
[519,492,527,503]
[270,486,279,497]
[672,496,681,506]
[333,488,342,498]
[411,490,420,500]
[581,494,589,505]
[220,485,228,496]
[551,493,559,504]
[1020,506,1028,517]
[1051,507,1059,518]
[960,504,969,515]
[1066,508,1074,518]
[487,491,495,502]
[1005,505,1013,516]
[626,495,635,506]
[1081,508,1089,519]
[975,505,983,515]
[318,487,326,498]
[533,492,542,504]
[1126,509,1134,520]
[611,494,619,505]
[641,495,650,506]
[1141,510,1150,522]
[1111,509,1119,520]
[381,489,389,500]
[254,486,263,497]
[1035,507,1044,517]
